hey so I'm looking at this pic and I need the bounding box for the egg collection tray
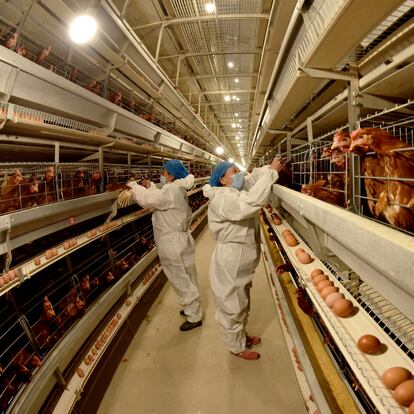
[260,230,324,414]
[263,206,414,414]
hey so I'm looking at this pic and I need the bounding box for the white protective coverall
[130,174,202,322]
[203,167,278,353]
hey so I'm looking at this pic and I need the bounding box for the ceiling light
[224,95,231,102]
[232,95,237,100]
[215,146,224,155]
[236,97,240,101]
[236,137,240,140]
[235,113,239,117]
[228,158,234,163]
[205,3,216,13]
[69,15,97,44]
[231,123,236,128]
[228,62,234,69]
[234,78,239,83]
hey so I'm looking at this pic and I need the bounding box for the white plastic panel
[272,185,414,321]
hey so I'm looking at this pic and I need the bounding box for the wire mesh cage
[0,297,41,414]
[0,11,212,155]
[0,213,156,412]
[281,102,414,235]
[351,102,414,235]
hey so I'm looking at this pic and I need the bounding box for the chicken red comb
[350,129,363,139]
[333,130,350,138]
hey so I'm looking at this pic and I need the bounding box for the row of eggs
[309,266,414,408]
[268,210,414,410]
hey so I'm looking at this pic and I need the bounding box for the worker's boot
[246,335,261,348]
[179,310,186,317]
[179,320,202,331]
[232,350,260,360]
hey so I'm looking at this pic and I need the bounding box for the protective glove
[140,178,151,189]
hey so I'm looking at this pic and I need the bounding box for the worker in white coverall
[203,157,283,359]
[128,160,203,331]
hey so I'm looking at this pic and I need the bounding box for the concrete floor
[98,226,306,414]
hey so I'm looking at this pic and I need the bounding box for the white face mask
[160,175,166,186]
[231,172,245,190]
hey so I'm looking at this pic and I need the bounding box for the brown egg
[382,367,412,390]
[320,286,339,299]
[325,292,344,308]
[63,241,70,250]
[51,248,58,257]
[282,230,292,237]
[332,299,354,317]
[313,274,328,285]
[311,268,324,279]
[298,252,312,264]
[286,236,298,247]
[87,231,93,238]
[34,257,41,266]
[0,277,5,288]
[8,270,17,281]
[45,250,53,260]
[409,401,414,414]
[2,274,10,284]
[394,380,414,406]
[77,368,85,378]
[295,248,305,256]
[357,335,381,354]
[316,280,334,292]
[273,217,281,225]
[116,313,122,320]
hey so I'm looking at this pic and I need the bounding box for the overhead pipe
[249,0,292,151]
[249,0,306,159]
[101,0,231,157]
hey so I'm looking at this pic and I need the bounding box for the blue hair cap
[164,159,189,179]
[210,162,234,187]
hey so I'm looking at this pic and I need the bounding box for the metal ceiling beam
[186,89,255,95]
[159,50,261,60]
[179,73,258,81]
[132,14,270,30]
[195,100,255,106]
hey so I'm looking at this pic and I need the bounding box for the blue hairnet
[210,162,235,187]
[164,159,189,179]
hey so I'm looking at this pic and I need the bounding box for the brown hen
[350,128,414,232]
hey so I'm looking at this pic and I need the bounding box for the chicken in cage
[349,127,414,233]
[0,296,42,413]
[0,170,39,214]
[0,213,156,410]
[188,192,208,213]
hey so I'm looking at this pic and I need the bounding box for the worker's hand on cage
[270,156,285,173]
[126,180,137,189]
